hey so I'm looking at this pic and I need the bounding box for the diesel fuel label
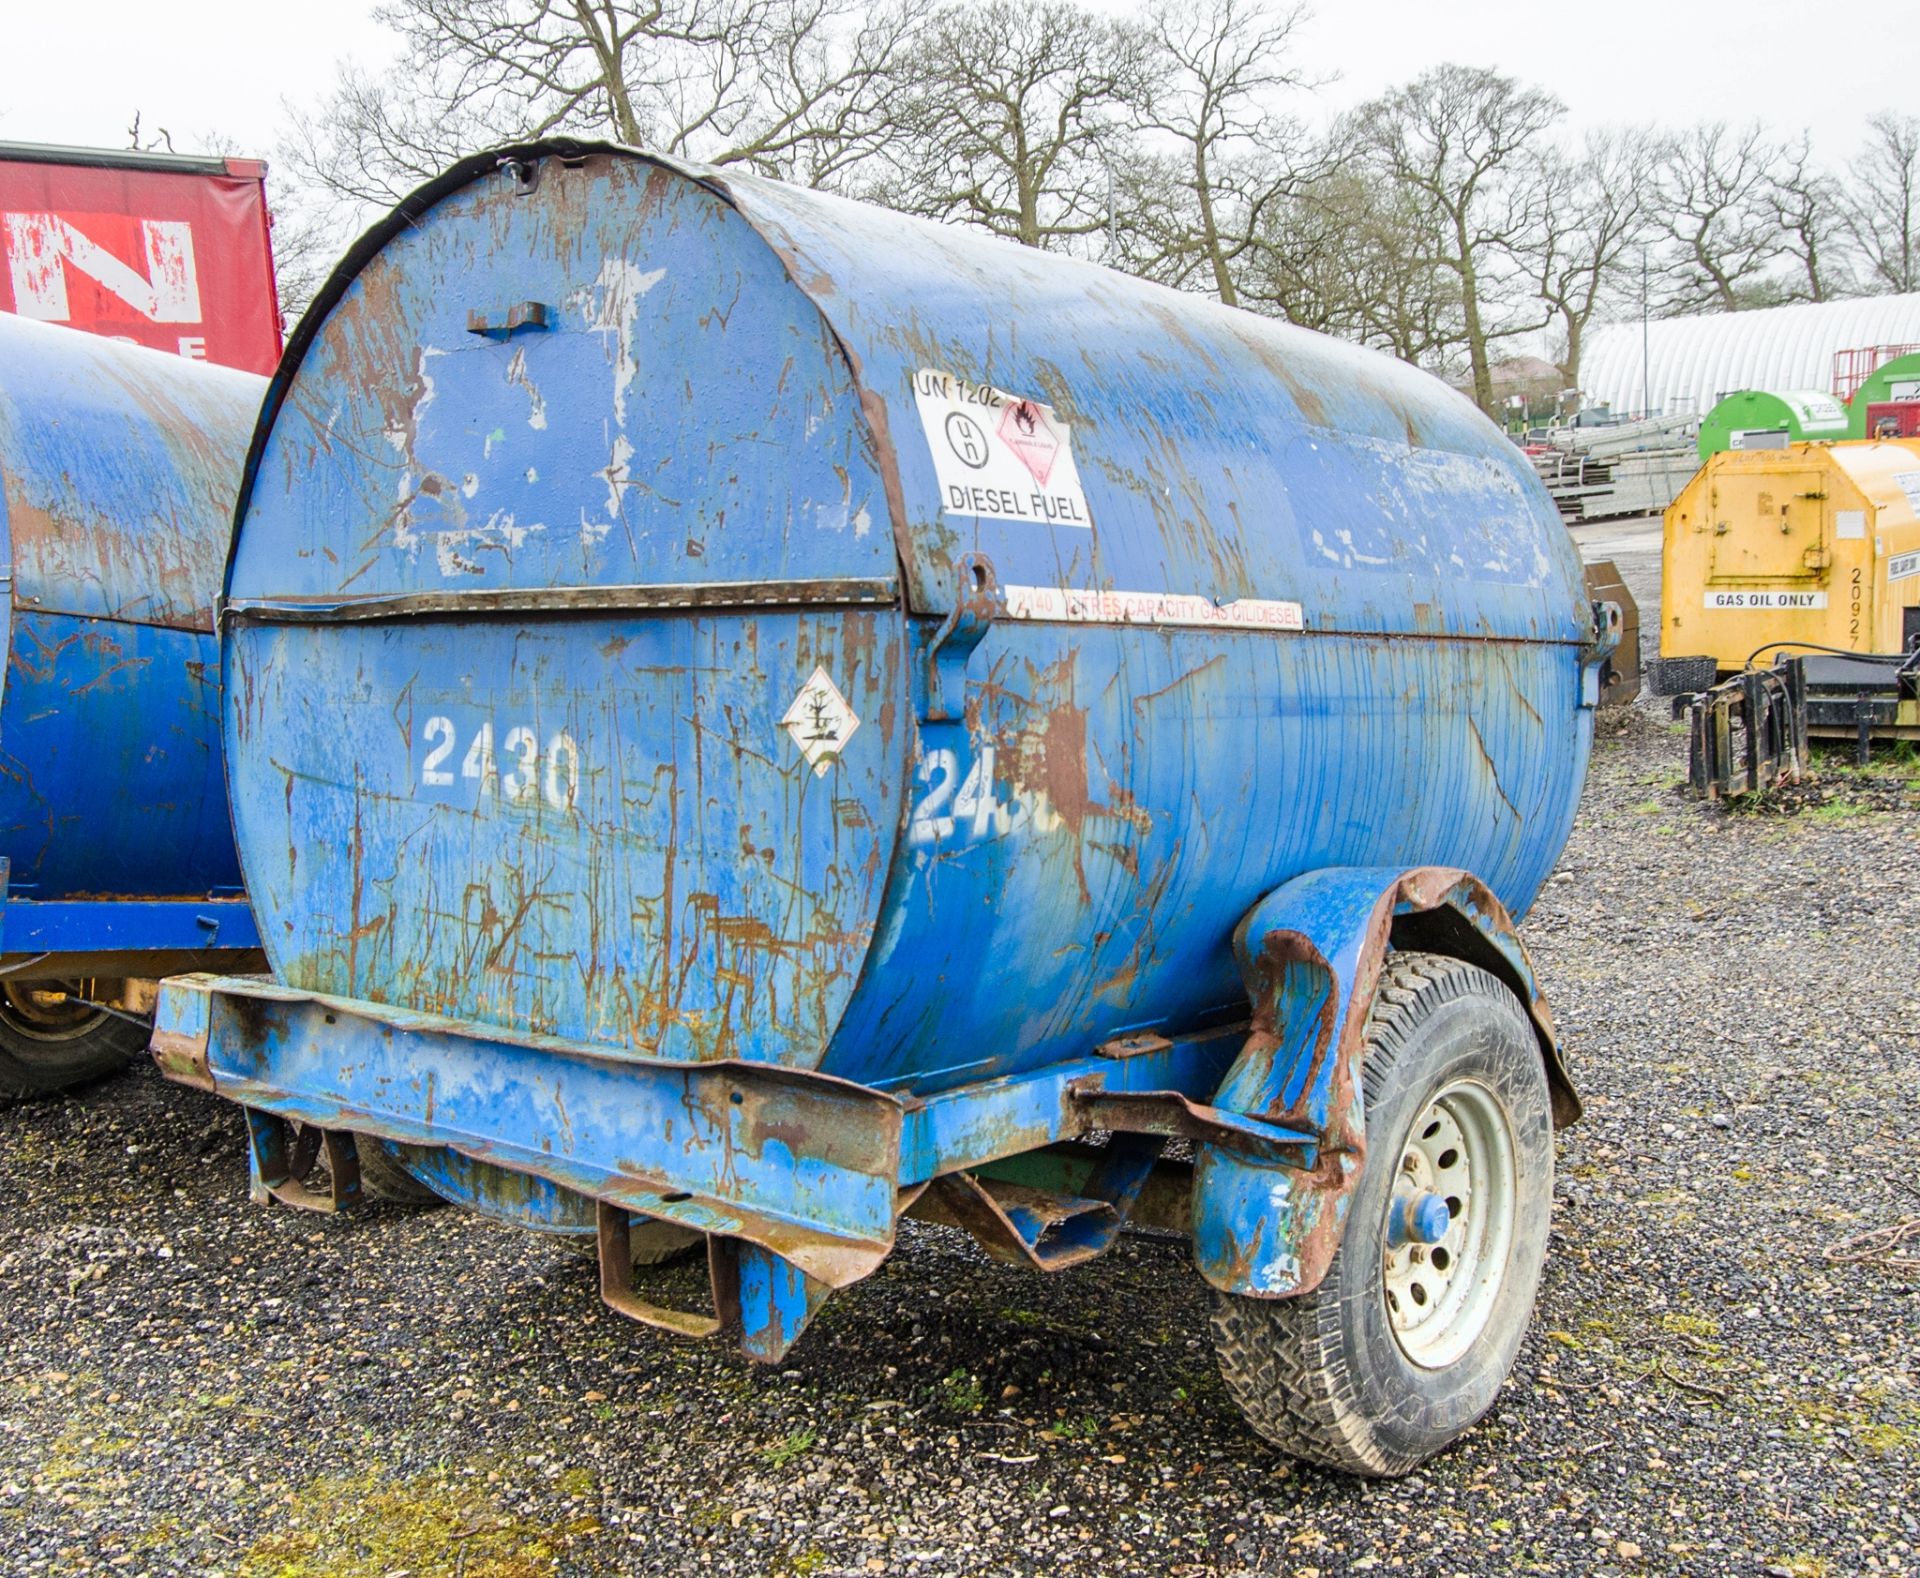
[913,368,1092,528]
[1704,589,1828,610]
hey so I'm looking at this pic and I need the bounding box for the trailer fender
[1192,865,1574,1300]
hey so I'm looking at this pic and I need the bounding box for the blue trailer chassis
[2,890,258,961]
[153,864,1570,1364]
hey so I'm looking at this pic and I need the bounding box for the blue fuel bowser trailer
[153,143,1618,1476]
[0,316,263,1097]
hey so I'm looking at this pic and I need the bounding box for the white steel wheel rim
[1382,1078,1518,1370]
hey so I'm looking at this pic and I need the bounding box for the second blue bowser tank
[156,141,1612,1476]
[0,314,264,1097]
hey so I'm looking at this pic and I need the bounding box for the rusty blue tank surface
[0,314,261,1065]
[155,144,1614,1413]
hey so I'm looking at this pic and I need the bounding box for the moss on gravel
[236,1464,599,1578]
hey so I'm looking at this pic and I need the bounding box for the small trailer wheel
[1210,951,1553,1477]
[0,980,149,1102]
[354,1138,449,1207]
[627,1219,704,1266]
[560,1216,703,1266]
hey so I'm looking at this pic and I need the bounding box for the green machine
[1698,389,1851,461]
[1848,352,1920,440]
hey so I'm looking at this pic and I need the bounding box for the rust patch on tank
[1037,701,1090,834]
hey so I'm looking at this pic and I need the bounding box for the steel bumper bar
[153,974,1316,1293]
[154,973,907,1287]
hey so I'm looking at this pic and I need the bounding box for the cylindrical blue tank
[0,315,263,1067]
[221,144,1593,1099]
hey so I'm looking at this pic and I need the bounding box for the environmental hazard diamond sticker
[782,666,860,776]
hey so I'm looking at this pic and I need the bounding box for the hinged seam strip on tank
[218,576,900,625]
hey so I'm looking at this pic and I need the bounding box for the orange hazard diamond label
[997,399,1061,486]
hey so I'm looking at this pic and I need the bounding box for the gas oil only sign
[913,368,1092,527]
[1705,589,1828,609]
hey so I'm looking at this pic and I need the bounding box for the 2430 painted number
[420,716,580,810]
[908,745,1061,848]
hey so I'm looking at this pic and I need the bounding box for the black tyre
[354,1138,449,1207]
[0,980,149,1102]
[561,1216,703,1267]
[1211,951,1554,1477]
[628,1219,703,1267]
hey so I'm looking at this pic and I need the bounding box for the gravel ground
[2,556,1916,1577]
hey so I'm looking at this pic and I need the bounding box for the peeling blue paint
[0,315,262,961]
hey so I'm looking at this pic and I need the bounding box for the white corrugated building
[1579,294,1920,418]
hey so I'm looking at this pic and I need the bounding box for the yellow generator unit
[1655,438,1920,693]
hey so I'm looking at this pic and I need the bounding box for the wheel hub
[1383,1079,1519,1370]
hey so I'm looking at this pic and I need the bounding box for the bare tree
[1649,122,1787,313]
[1354,65,1562,410]
[271,57,516,322]
[280,0,924,231]
[124,112,177,154]
[874,0,1148,249]
[1126,0,1322,306]
[1109,150,1197,284]
[1237,159,1462,368]
[1768,131,1854,302]
[1532,129,1655,386]
[282,62,503,217]
[1340,173,1467,370]
[373,0,679,145]
[580,0,928,184]
[1845,110,1920,295]
[1236,162,1363,336]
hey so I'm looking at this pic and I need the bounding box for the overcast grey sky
[0,0,1909,181]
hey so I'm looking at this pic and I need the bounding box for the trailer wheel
[562,1216,703,1267]
[0,980,149,1101]
[354,1138,448,1207]
[1210,951,1553,1477]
